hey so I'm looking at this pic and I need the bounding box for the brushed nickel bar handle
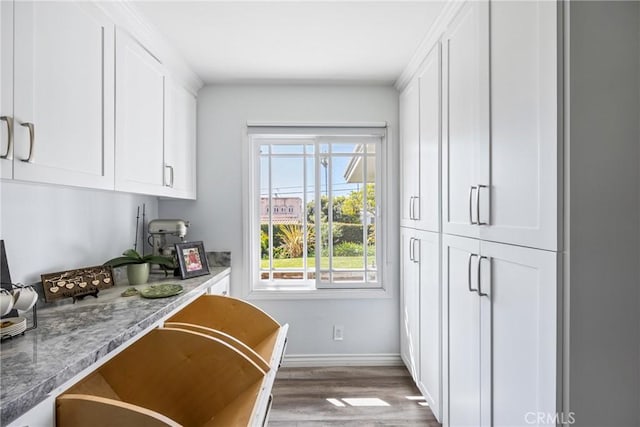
[468,253,478,293]
[409,237,415,262]
[20,122,34,163]
[169,165,174,188]
[412,238,420,263]
[0,116,13,160]
[478,255,489,297]
[413,196,420,221]
[409,196,415,220]
[477,184,489,226]
[164,164,175,187]
[469,186,478,224]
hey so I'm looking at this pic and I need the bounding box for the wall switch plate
[333,325,344,341]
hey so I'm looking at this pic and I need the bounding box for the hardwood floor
[268,366,441,426]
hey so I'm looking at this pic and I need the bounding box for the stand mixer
[148,219,190,259]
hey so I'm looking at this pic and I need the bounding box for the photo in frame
[175,241,210,279]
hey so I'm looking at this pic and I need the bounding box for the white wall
[0,180,158,284]
[159,84,400,358]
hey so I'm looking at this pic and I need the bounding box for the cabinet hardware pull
[477,184,489,226]
[0,116,13,160]
[411,196,415,220]
[409,237,414,261]
[164,164,175,188]
[19,122,35,163]
[412,238,420,263]
[478,256,489,297]
[409,196,413,219]
[467,253,478,293]
[469,186,478,224]
[413,196,420,221]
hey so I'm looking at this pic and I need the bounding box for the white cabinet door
[442,1,489,239]
[164,77,197,199]
[12,1,114,189]
[444,234,558,427]
[480,241,558,427]
[416,44,441,233]
[0,0,13,180]
[400,80,420,227]
[415,229,441,421]
[482,1,559,251]
[400,227,420,381]
[442,234,481,427]
[114,28,165,196]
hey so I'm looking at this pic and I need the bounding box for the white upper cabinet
[400,79,420,227]
[443,0,558,251]
[114,28,165,196]
[482,0,558,251]
[415,44,441,232]
[400,43,441,232]
[0,1,13,180]
[442,1,490,240]
[9,1,114,189]
[164,77,197,199]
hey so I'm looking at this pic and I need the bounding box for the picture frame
[175,241,210,279]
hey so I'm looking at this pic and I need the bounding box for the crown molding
[394,0,466,92]
[96,0,204,95]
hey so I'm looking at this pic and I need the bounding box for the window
[246,126,386,291]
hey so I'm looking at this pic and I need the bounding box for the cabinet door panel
[481,241,558,427]
[115,29,164,195]
[483,1,558,251]
[442,1,489,239]
[443,234,480,427]
[416,230,441,420]
[416,45,441,232]
[400,80,420,227]
[13,1,114,189]
[400,228,420,381]
[0,0,12,180]
[164,78,197,199]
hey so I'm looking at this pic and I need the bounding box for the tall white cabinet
[400,1,640,427]
[399,41,442,419]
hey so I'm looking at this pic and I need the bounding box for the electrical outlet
[333,325,344,341]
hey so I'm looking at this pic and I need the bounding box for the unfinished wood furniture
[57,327,267,427]
[165,294,288,372]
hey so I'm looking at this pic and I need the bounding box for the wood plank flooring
[268,366,441,426]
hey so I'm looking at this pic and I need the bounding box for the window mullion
[363,147,368,283]
[328,144,333,280]
[268,148,273,281]
[314,141,321,287]
[302,147,307,282]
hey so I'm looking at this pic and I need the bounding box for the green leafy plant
[103,249,175,269]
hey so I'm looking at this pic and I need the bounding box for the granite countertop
[0,266,230,426]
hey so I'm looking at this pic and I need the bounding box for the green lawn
[261,256,368,269]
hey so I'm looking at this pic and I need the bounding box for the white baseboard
[282,353,404,368]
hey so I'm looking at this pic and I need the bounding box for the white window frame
[242,123,391,300]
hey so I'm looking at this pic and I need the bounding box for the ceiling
[130,1,446,85]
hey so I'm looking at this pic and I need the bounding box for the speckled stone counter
[0,266,230,426]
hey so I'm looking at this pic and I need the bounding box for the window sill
[245,287,391,301]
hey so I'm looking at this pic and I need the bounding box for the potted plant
[104,249,175,285]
